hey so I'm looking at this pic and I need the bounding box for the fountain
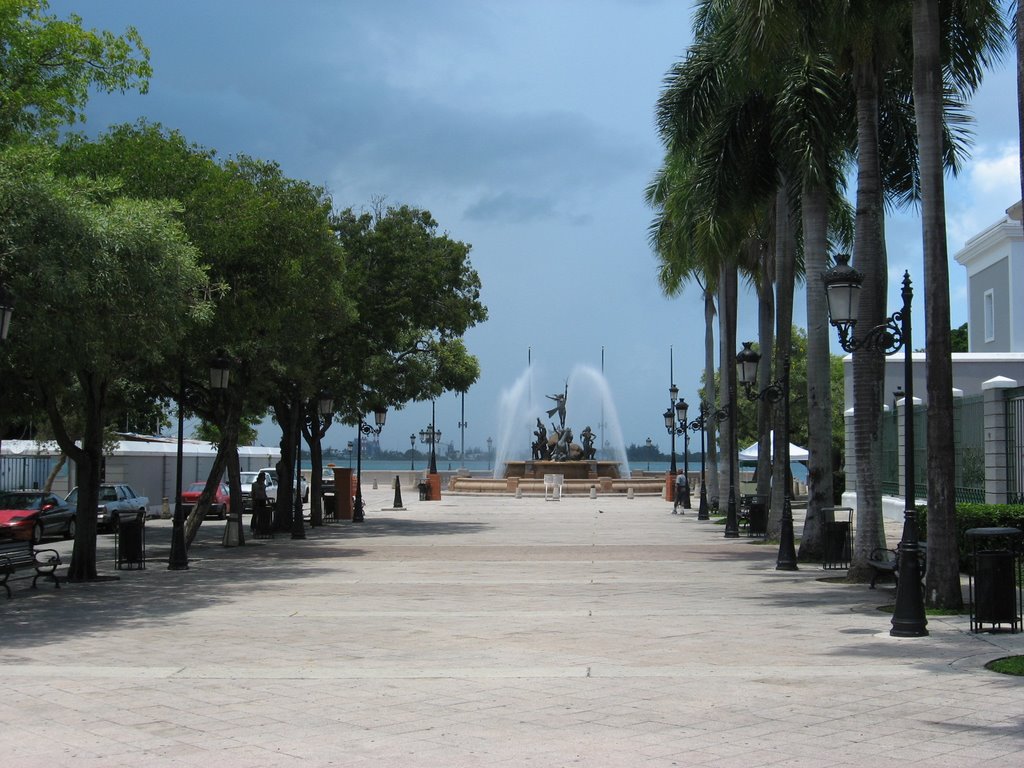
[449,365,662,495]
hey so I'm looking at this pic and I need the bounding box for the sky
[50,0,1021,458]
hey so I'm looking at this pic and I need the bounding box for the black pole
[697,410,709,520]
[682,425,691,509]
[776,355,798,570]
[354,421,365,523]
[168,367,188,570]
[429,400,438,475]
[890,273,927,636]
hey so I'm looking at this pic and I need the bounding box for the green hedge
[918,504,1024,571]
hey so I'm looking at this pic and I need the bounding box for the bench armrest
[34,549,61,569]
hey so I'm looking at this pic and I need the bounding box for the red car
[180,482,231,519]
[0,490,76,543]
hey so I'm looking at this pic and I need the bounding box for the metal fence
[1007,389,1024,503]
[0,455,58,491]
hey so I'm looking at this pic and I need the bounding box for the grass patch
[876,604,966,616]
[986,656,1024,676]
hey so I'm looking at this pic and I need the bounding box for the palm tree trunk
[772,186,796,538]
[799,180,834,559]
[913,0,960,609]
[704,287,720,507]
[850,59,890,581]
[722,264,740,511]
[1018,0,1024,222]
[756,241,775,504]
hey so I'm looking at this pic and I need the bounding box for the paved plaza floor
[1,490,1023,767]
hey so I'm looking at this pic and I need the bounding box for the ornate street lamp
[419,401,441,475]
[667,384,680,476]
[354,404,387,523]
[823,253,926,637]
[457,391,468,468]
[645,437,652,471]
[170,352,231,570]
[688,401,729,522]
[736,342,797,570]
[487,436,493,470]
[409,433,416,470]
[677,397,690,509]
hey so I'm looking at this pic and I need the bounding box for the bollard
[392,475,404,509]
[372,478,378,489]
[515,486,522,499]
[590,486,597,499]
[627,487,634,499]
[161,497,171,519]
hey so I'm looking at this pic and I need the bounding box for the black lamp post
[458,391,468,468]
[353,404,387,523]
[409,433,416,470]
[419,401,441,475]
[645,437,652,471]
[667,384,680,476]
[487,436,493,470]
[169,352,231,570]
[736,342,797,570]
[688,401,729,521]
[824,253,926,637]
[678,398,690,509]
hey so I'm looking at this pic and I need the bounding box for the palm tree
[911,0,1005,608]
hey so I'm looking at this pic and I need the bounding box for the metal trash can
[745,496,768,538]
[418,481,429,501]
[115,511,146,570]
[250,501,273,539]
[966,527,1022,633]
[822,507,853,570]
[321,491,336,522]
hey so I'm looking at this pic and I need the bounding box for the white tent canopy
[739,431,809,462]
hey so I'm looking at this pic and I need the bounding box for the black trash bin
[746,498,768,538]
[251,501,273,539]
[115,511,146,570]
[321,491,336,522]
[418,481,429,501]
[822,507,853,570]
[966,527,1022,633]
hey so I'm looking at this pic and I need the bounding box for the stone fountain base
[502,459,622,480]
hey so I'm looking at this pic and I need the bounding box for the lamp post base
[724,485,739,538]
[890,509,928,637]
[697,483,709,521]
[775,496,798,571]
[168,515,189,571]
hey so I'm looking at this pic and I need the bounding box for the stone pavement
[1,490,1023,767]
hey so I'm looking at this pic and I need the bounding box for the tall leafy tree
[0,144,209,579]
[0,1,150,144]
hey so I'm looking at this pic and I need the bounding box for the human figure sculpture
[580,426,596,461]
[551,427,573,461]
[545,387,567,430]
[533,418,549,460]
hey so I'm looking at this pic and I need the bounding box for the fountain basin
[502,459,622,480]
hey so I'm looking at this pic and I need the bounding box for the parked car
[257,467,308,502]
[239,471,279,511]
[65,484,150,533]
[181,481,231,519]
[0,490,76,543]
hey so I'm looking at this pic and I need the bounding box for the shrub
[919,504,1024,571]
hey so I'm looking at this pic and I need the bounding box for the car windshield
[240,473,257,483]
[0,492,44,510]
[186,482,205,492]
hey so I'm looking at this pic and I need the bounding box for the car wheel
[31,522,43,545]
[218,504,226,520]
[65,517,76,540]
[110,513,119,531]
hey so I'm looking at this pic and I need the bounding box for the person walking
[251,471,271,538]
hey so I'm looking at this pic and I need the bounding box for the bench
[0,539,62,598]
[868,542,927,589]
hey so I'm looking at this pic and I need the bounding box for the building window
[984,289,995,343]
